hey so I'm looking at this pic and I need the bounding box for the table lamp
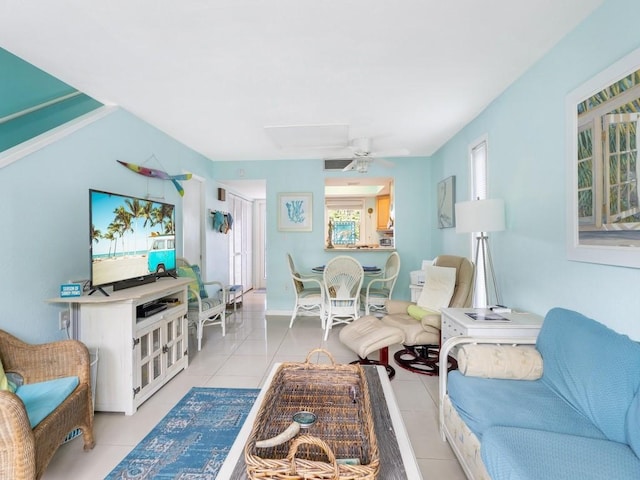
[455,198,505,307]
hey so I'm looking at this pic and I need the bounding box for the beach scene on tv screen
[91,191,176,286]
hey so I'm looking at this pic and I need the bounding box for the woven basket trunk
[244,349,380,479]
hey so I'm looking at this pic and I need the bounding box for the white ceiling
[0,0,604,164]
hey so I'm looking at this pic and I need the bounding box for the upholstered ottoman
[339,315,404,378]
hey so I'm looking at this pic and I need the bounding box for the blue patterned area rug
[106,387,259,480]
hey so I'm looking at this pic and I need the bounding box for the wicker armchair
[0,330,95,479]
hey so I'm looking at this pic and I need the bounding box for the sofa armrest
[458,344,543,380]
[0,331,90,386]
[438,336,538,442]
[420,311,441,330]
[0,390,37,479]
[385,299,414,315]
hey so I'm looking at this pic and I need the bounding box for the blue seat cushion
[447,371,606,441]
[628,390,640,458]
[482,426,640,480]
[16,376,79,428]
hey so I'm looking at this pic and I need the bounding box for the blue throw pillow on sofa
[537,308,640,444]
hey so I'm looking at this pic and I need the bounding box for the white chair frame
[361,251,401,315]
[286,253,325,328]
[177,258,226,351]
[323,255,364,340]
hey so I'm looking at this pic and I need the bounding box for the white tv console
[49,277,191,415]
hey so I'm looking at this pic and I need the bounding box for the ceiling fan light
[356,158,369,173]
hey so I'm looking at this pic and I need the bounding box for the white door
[182,175,204,267]
[228,193,255,291]
[255,200,266,289]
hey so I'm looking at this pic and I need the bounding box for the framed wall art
[278,192,313,232]
[566,46,640,268]
[437,175,456,228]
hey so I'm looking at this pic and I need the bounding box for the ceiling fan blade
[342,159,357,171]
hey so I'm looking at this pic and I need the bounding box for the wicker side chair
[176,257,227,351]
[0,330,95,479]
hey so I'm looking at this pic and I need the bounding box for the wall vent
[324,158,352,170]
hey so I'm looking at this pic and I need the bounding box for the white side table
[225,284,244,315]
[441,307,544,348]
[409,283,423,302]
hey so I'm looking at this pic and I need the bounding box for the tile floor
[42,290,466,479]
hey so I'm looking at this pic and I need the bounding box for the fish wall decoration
[117,160,192,196]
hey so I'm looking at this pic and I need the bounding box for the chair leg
[289,307,298,328]
[379,346,389,365]
[349,347,396,380]
[221,309,226,336]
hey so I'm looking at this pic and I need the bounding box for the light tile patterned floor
[42,291,466,479]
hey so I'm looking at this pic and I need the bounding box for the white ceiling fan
[326,137,409,173]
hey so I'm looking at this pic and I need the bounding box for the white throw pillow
[417,265,456,311]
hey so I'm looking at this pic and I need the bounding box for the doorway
[219,180,266,291]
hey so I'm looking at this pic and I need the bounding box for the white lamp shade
[455,199,505,233]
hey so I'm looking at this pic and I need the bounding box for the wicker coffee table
[217,364,423,480]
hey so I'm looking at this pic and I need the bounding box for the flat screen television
[89,189,177,294]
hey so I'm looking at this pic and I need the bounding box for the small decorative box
[60,283,82,298]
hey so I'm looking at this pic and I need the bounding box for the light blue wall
[0,105,436,343]
[211,156,436,313]
[0,108,219,342]
[430,0,640,340]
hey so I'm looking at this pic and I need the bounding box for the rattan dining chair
[360,251,401,316]
[322,255,364,340]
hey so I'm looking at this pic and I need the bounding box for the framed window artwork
[566,46,640,268]
[278,192,313,232]
[438,175,456,228]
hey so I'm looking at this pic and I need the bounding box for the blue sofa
[439,308,640,480]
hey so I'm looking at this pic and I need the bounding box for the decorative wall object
[210,210,233,234]
[437,175,456,228]
[278,192,312,232]
[217,188,226,201]
[566,46,640,268]
[332,220,357,245]
[117,159,192,196]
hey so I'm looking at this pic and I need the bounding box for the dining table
[311,265,381,275]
